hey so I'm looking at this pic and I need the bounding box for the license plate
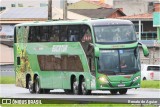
[118,84,125,87]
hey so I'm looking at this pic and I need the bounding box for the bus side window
[49,26,60,42]
[68,26,79,42]
[68,29,78,42]
[41,26,48,42]
[28,26,39,42]
[80,25,93,55]
[81,26,92,42]
[28,27,32,42]
[59,26,68,42]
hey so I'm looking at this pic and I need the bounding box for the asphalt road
[1,84,160,98]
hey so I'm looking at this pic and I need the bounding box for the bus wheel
[72,80,78,95]
[35,77,42,94]
[28,79,35,93]
[143,77,146,80]
[81,79,91,95]
[110,90,118,95]
[119,89,127,94]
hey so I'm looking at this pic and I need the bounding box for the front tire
[143,77,146,80]
[43,89,50,94]
[119,89,127,94]
[110,89,118,95]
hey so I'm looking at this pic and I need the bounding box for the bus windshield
[94,25,137,43]
[98,48,140,75]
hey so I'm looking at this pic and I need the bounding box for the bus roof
[15,18,133,27]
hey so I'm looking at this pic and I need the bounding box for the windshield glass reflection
[94,25,137,43]
[98,49,140,75]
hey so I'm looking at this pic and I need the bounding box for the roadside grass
[141,80,160,89]
[0,76,15,84]
[0,104,156,107]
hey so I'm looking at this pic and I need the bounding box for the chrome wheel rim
[81,82,86,95]
[73,82,78,94]
[36,81,39,93]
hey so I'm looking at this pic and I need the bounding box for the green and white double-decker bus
[14,19,149,95]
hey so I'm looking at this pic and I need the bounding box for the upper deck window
[94,25,137,43]
[28,25,92,43]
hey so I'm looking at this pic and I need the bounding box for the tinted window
[38,55,84,71]
[147,66,160,71]
[28,25,92,42]
[94,25,136,43]
[98,48,140,75]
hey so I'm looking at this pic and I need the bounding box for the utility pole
[63,0,67,20]
[48,0,52,20]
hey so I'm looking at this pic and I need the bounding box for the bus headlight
[133,76,140,82]
[99,77,108,83]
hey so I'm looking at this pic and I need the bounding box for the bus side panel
[62,72,72,89]
[14,43,26,88]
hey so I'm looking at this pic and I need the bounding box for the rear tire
[110,89,118,95]
[81,79,91,95]
[72,80,78,95]
[119,89,127,94]
[35,77,43,94]
[28,78,35,93]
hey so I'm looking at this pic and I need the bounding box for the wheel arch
[79,75,84,84]
[26,73,31,88]
[70,74,76,90]
[34,73,39,80]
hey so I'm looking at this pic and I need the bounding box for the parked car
[141,64,160,80]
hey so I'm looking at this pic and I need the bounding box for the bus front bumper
[96,81,140,90]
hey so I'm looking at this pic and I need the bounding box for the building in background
[114,0,159,15]
[117,13,157,40]
[152,1,160,64]
[0,40,14,65]
[117,2,160,64]
[68,0,112,9]
[0,0,113,9]
[68,0,125,18]
[153,1,160,42]
[0,0,59,8]
[139,40,160,64]
[69,8,125,18]
[117,13,159,64]
[0,7,90,39]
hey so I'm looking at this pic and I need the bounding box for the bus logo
[52,45,68,52]
[2,99,11,104]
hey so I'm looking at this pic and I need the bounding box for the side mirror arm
[138,42,149,57]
